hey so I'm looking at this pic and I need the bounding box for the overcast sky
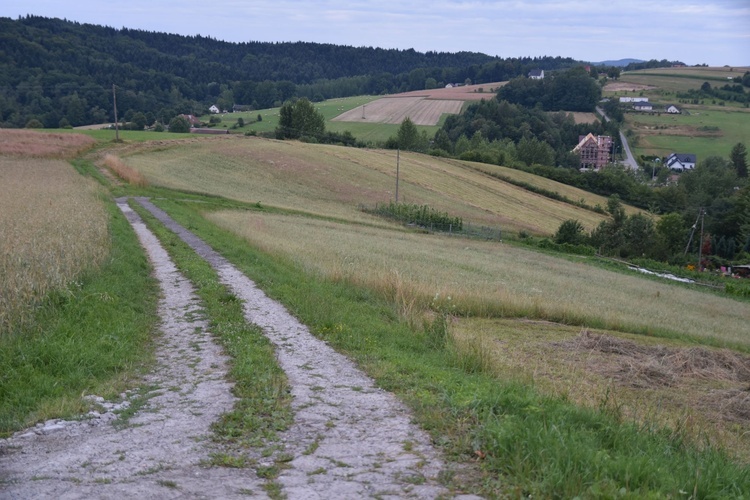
[2,1,749,66]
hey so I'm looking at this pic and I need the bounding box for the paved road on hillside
[597,106,638,171]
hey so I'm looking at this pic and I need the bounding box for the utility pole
[112,84,120,142]
[697,208,705,271]
[684,208,702,256]
[395,148,400,203]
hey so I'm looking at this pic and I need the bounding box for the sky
[2,1,749,66]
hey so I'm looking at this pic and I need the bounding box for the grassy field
[151,195,750,496]
[117,136,611,235]
[206,209,749,346]
[207,95,448,143]
[4,128,750,495]
[617,66,750,94]
[627,107,750,159]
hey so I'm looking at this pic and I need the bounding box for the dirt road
[0,197,474,499]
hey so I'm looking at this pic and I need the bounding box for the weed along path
[0,199,269,498]
[131,197,464,499]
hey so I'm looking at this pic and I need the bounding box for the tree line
[0,15,584,129]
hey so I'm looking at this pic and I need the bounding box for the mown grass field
[627,107,750,159]
[208,95,455,143]
[117,136,611,235]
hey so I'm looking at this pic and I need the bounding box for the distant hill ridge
[590,58,645,67]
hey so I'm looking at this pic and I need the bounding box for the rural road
[596,106,638,171]
[1,197,477,499]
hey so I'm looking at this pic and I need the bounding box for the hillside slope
[116,136,615,235]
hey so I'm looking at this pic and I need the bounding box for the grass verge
[149,196,750,497]
[0,200,159,435]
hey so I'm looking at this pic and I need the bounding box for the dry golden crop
[103,154,148,186]
[0,129,96,158]
[0,157,110,333]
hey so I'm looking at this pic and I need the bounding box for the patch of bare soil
[555,330,750,423]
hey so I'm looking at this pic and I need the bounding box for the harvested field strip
[332,96,464,125]
[453,318,750,462]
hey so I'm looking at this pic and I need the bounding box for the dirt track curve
[0,197,478,499]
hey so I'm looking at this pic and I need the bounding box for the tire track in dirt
[132,198,475,499]
[0,199,269,499]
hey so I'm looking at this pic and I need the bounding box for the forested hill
[0,15,583,128]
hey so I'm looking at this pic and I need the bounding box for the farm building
[573,133,612,170]
[619,97,649,103]
[666,153,696,171]
[665,105,681,114]
[528,69,544,80]
[633,102,654,111]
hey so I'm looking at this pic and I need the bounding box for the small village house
[665,105,681,114]
[528,69,544,80]
[666,153,696,171]
[633,102,653,111]
[209,105,220,114]
[619,97,649,103]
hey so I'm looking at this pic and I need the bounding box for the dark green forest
[0,15,585,128]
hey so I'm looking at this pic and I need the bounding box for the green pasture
[202,95,442,144]
[628,108,750,159]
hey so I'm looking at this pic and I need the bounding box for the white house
[619,97,649,103]
[633,102,653,111]
[209,105,220,114]
[528,69,544,80]
[665,105,681,114]
[666,153,696,171]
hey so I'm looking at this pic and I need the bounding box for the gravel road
[0,197,475,499]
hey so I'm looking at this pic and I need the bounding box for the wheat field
[0,157,110,332]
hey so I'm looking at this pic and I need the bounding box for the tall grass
[103,154,148,187]
[206,210,750,348]
[0,158,110,333]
